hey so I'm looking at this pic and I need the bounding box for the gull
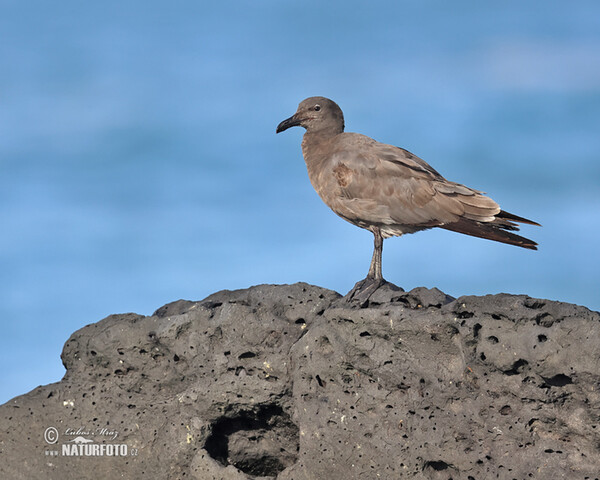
[276,97,539,302]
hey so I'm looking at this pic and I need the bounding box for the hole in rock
[544,448,563,454]
[499,405,512,415]
[535,312,554,327]
[503,359,528,376]
[524,299,545,309]
[204,404,299,477]
[541,374,573,387]
[423,460,451,471]
[238,351,257,360]
[202,301,223,309]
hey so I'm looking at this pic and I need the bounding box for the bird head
[276,96,345,135]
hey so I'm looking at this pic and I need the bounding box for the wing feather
[314,133,538,247]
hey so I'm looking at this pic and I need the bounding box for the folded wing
[327,135,539,249]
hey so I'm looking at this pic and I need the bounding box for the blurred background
[1,0,599,404]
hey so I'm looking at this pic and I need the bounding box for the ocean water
[1,0,599,404]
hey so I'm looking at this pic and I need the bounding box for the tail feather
[441,213,539,250]
[497,210,541,227]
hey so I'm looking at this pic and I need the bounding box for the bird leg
[345,228,386,304]
[366,227,383,280]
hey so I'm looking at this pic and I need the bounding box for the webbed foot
[344,277,387,306]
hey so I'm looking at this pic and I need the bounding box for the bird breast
[301,134,408,236]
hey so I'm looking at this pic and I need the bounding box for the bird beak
[276,113,301,133]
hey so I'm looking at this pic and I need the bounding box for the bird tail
[496,210,541,227]
[441,210,540,250]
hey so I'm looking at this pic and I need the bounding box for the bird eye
[314,104,321,111]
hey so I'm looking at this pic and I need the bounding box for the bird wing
[326,134,500,230]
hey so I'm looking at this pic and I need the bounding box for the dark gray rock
[1,283,599,479]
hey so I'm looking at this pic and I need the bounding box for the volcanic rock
[1,283,599,479]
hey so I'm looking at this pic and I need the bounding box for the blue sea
[1,0,599,404]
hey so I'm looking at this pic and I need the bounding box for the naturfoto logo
[43,426,137,458]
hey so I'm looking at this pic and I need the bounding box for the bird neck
[301,129,340,149]
[301,131,340,179]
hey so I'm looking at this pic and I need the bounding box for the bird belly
[316,185,425,238]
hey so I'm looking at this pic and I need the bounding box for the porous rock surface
[1,283,599,479]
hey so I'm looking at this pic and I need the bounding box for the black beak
[276,114,301,133]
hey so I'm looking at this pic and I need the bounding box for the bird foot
[344,277,387,306]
